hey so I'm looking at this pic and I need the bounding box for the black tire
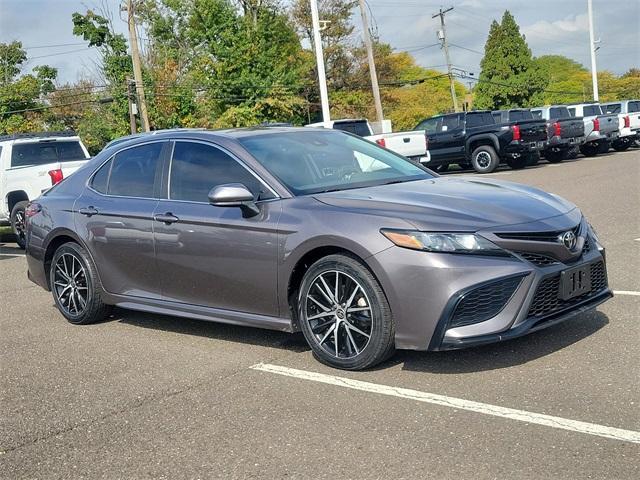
[526,152,540,166]
[565,145,580,159]
[10,201,28,249]
[597,141,610,154]
[50,242,112,325]
[580,143,599,157]
[470,145,499,173]
[612,139,630,152]
[544,149,565,163]
[506,156,527,170]
[297,254,395,370]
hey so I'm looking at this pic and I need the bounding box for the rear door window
[628,101,640,113]
[583,105,601,116]
[549,107,570,119]
[10,140,88,168]
[441,114,461,131]
[603,103,621,114]
[466,112,494,128]
[509,110,532,121]
[107,142,164,198]
[531,110,543,119]
[568,108,576,117]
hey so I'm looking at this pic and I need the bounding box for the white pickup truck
[567,103,620,156]
[306,119,430,163]
[601,99,640,151]
[0,132,91,248]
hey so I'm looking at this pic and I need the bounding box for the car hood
[313,177,578,231]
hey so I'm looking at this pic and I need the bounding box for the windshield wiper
[381,179,406,185]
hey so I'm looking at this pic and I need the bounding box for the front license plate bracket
[559,264,592,301]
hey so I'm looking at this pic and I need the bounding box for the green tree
[474,11,547,109]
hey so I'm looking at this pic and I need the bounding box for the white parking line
[613,290,640,296]
[251,363,640,444]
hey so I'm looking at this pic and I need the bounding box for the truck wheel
[544,149,565,163]
[506,156,527,170]
[612,139,631,152]
[565,146,580,159]
[471,146,499,173]
[580,143,599,157]
[597,141,610,154]
[527,152,540,166]
[10,201,28,249]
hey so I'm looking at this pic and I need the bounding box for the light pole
[587,0,599,101]
[310,0,330,123]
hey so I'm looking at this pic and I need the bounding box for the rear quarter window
[549,107,570,119]
[628,101,640,113]
[583,106,601,116]
[10,140,87,168]
[531,110,543,119]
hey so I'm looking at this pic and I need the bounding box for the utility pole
[126,77,137,134]
[126,0,150,131]
[309,0,331,123]
[433,6,459,112]
[358,0,384,125]
[587,0,599,101]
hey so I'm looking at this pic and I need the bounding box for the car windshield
[239,130,433,195]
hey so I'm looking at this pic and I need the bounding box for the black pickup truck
[530,106,585,162]
[415,110,545,173]
[492,109,548,167]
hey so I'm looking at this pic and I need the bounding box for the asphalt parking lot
[1,149,638,479]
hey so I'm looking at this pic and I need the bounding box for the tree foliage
[474,11,547,109]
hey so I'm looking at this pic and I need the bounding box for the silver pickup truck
[567,103,619,157]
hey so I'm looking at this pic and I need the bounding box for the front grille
[450,276,523,328]
[496,224,580,243]
[516,251,559,267]
[527,261,607,319]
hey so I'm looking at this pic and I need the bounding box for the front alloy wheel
[298,254,395,370]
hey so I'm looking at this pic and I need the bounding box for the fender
[465,133,500,159]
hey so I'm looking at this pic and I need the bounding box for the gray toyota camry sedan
[25,127,612,370]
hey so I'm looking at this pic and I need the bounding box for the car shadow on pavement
[112,308,310,353]
[0,240,24,259]
[392,310,609,374]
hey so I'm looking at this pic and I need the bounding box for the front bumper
[367,214,611,351]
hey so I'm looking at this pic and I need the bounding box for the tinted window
[568,108,576,117]
[531,110,543,119]
[91,158,112,194]
[466,112,494,128]
[510,110,532,121]
[332,121,371,137]
[442,114,461,131]
[628,101,640,113]
[169,142,270,202]
[549,107,570,119]
[415,117,441,134]
[603,103,621,114]
[240,130,432,196]
[491,112,503,123]
[11,140,88,168]
[583,105,601,116]
[108,143,163,198]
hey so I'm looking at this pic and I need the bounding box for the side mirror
[208,183,260,217]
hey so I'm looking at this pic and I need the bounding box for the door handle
[154,212,179,224]
[78,206,99,217]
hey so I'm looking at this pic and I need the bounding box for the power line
[25,47,95,61]
[2,97,114,116]
[449,43,483,55]
[23,42,88,50]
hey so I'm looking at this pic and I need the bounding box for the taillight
[375,138,386,148]
[553,122,561,137]
[48,169,64,185]
[25,202,42,218]
[592,118,600,132]
[511,124,521,141]
[624,115,630,128]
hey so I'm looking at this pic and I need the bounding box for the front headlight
[381,229,507,255]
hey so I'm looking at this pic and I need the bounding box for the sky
[0,0,638,85]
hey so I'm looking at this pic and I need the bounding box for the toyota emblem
[560,231,577,250]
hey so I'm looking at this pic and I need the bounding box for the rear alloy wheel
[471,145,499,173]
[580,142,599,157]
[50,243,112,325]
[544,148,565,163]
[10,201,28,249]
[527,151,541,166]
[298,254,395,370]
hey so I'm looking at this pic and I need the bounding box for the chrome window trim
[166,139,280,204]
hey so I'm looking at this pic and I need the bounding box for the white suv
[0,132,91,248]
